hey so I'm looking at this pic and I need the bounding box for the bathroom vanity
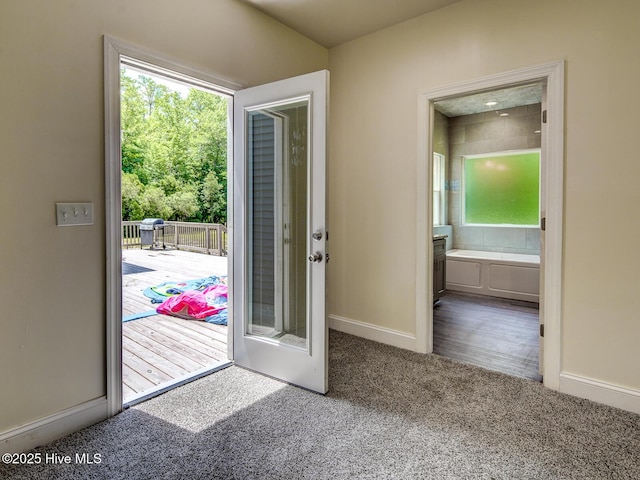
[433,235,447,304]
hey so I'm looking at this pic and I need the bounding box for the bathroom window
[462,150,540,226]
[433,152,445,226]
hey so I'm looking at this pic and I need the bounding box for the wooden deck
[121,248,230,404]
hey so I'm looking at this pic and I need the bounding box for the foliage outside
[121,69,228,223]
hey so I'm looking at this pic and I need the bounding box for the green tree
[201,171,226,223]
[158,175,180,196]
[168,190,199,220]
[121,74,149,182]
[120,69,228,223]
[121,172,144,221]
[140,186,172,219]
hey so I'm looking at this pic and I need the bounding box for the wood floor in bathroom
[433,291,542,382]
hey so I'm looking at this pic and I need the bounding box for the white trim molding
[103,35,242,418]
[104,36,244,94]
[560,373,640,416]
[104,35,124,419]
[416,61,565,390]
[0,398,108,455]
[329,315,416,351]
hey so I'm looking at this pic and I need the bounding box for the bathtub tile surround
[450,225,540,255]
[434,98,543,302]
[525,228,541,252]
[448,104,542,151]
[483,227,527,250]
[453,225,485,250]
[444,102,542,255]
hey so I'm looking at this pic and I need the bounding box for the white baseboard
[0,397,108,454]
[329,314,416,351]
[560,373,640,415]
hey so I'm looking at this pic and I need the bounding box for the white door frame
[416,61,565,390]
[103,36,242,417]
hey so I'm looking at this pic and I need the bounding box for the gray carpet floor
[2,330,639,479]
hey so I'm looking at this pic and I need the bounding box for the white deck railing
[122,221,227,256]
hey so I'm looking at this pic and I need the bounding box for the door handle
[308,251,323,263]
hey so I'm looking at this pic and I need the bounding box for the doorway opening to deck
[117,56,233,406]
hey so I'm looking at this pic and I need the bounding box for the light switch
[56,202,94,226]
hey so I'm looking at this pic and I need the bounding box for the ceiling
[240,0,463,48]
[240,1,542,113]
[434,83,543,117]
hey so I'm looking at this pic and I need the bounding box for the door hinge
[542,110,547,124]
[540,217,546,231]
[540,324,545,337]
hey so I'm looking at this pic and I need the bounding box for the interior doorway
[416,61,565,390]
[430,83,543,381]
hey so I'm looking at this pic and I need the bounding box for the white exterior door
[232,71,329,393]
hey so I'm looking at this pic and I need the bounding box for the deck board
[123,331,194,374]
[121,248,229,404]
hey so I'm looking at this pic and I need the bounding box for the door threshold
[123,360,233,408]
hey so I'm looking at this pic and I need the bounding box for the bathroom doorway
[416,62,565,389]
[431,83,543,381]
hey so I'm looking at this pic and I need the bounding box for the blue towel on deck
[143,276,223,303]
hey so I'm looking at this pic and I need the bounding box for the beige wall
[2,0,640,439]
[328,0,640,389]
[0,0,327,433]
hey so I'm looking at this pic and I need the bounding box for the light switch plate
[56,202,94,226]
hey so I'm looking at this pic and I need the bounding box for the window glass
[433,153,445,226]
[463,150,540,226]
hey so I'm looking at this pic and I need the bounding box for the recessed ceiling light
[534,130,541,134]
[499,112,509,117]
[485,101,497,106]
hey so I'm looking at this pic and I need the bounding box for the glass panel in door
[246,101,309,350]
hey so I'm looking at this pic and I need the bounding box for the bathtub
[445,249,540,303]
